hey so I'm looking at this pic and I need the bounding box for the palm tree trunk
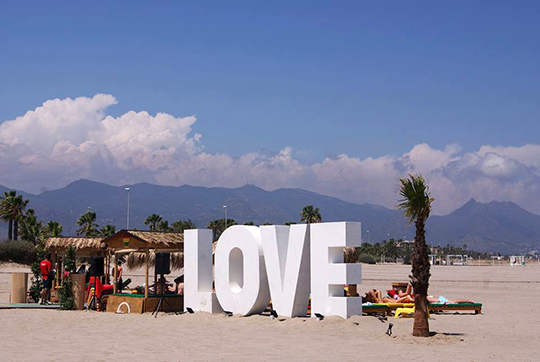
[13,219,18,241]
[8,219,13,240]
[411,217,431,337]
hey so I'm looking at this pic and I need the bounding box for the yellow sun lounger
[394,306,430,318]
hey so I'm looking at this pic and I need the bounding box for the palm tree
[207,218,237,241]
[9,195,29,241]
[144,214,163,231]
[0,190,17,240]
[18,211,43,244]
[300,205,322,224]
[99,224,116,237]
[0,191,29,240]
[44,221,63,237]
[398,173,434,337]
[77,210,99,236]
[158,220,170,231]
[171,219,196,232]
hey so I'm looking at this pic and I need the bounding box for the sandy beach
[1,262,538,362]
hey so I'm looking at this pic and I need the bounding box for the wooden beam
[113,253,118,294]
[144,250,149,298]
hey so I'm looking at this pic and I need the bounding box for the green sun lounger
[362,304,391,316]
[429,302,482,314]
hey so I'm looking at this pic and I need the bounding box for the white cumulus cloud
[1,94,540,215]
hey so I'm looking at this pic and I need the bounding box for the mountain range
[2,179,540,254]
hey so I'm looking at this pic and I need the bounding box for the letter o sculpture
[215,225,270,315]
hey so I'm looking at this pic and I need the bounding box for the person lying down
[363,286,474,304]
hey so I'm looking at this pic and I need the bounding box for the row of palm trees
[75,210,117,237]
[0,191,28,240]
[138,205,323,242]
[0,191,66,243]
[142,214,197,232]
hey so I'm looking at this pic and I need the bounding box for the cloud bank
[1,94,539,215]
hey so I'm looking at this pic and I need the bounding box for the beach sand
[1,262,538,361]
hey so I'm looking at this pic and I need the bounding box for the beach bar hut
[102,230,184,314]
[44,236,106,285]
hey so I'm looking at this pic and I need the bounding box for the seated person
[387,283,413,299]
[174,275,184,295]
[155,275,175,295]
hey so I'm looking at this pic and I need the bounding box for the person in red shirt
[40,254,53,305]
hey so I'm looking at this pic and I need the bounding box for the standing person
[116,261,123,292]
[40,254,53,305]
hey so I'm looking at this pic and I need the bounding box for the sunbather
[388,283,474,304]
[363,289,413,304]
[427,295,474,304]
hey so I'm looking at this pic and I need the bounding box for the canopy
[102,230,184,252]
[44,236,105,255]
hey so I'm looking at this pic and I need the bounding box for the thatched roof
[126,230,184,246]
[44,237,104,251]
[126,251,184,271]
[103,230,184,251]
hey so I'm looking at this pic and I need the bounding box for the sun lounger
[428,302,482,314]
[362,304,390,316]
[389,302,482,315]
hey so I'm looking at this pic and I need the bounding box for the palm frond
[397,173,434,224]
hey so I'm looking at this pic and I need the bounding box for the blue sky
[1,1,540,214]
[2,1,539,161]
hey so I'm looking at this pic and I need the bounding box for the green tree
[99,224,116,237]
[12,196,29,240]
[44,221,63,237]
[284,221,297,226]
[157,220,170,231]
[300,205,322,224]
[207,218,237,241]
[0,190,17,240]
[262,222,272,226]
[76,210,99,236]
[59,245,76,310]
[171,219,197,232]
[398,173,434,337]
[243,221,255,226]
[0,192,29,241]
[144,214,163,231]
[18,209,43,245]
[29,243,48,302]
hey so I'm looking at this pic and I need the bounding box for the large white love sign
[260,224,311,318]
[184,221,363,318]
[214,226,271,315]
[184,229,223,313]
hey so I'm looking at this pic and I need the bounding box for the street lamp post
[223,205,227,229]
[367,230,370,243]
[125,187,131,229]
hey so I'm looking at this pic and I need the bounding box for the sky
[1,1,539,215]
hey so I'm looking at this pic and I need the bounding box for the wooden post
[113,253,118,294]
[105,252,110,284]
[144,250,149,298]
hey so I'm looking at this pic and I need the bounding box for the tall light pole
[223,205,227,229]
[125,187,131,229]
[367,230,370,243]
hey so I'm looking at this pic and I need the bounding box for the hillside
[1,180,540,253]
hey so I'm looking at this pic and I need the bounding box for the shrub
[29,243,47,302]
[0,240,37,264]
[59,245,76,310]
[358,253,377,264]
